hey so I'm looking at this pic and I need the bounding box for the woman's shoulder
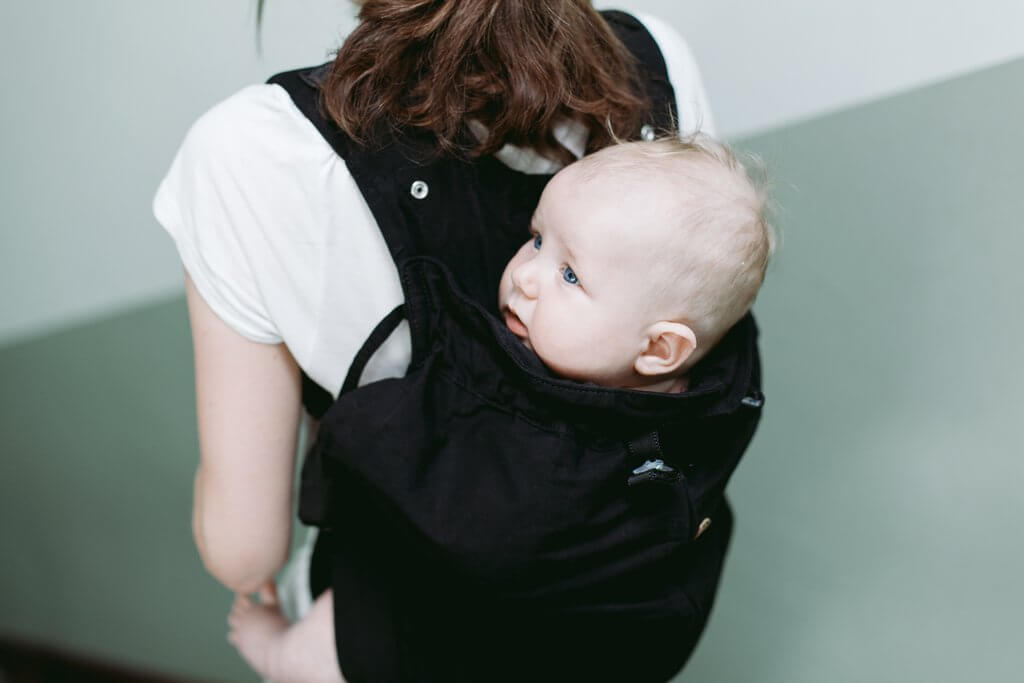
[178,82,339,172]
[153,81,376,349]
[155,80,362,246]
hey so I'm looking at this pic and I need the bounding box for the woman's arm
[185,273,303,594]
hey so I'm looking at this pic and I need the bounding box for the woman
[156,1,718,680]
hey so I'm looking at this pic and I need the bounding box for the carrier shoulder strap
[600,9,678,134]
[268,64,344,157]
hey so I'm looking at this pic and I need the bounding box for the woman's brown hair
[322,0,649,162]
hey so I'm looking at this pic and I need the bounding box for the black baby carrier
[270,11,765,683]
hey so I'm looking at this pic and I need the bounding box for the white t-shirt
[154,12,716,398]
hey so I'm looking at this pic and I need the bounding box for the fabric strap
[340,304,407,396]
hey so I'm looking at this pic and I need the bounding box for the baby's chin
[509,325,534,352]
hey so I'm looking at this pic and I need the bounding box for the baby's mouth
[503,307,529,340]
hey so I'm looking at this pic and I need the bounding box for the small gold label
[696,517,712,539]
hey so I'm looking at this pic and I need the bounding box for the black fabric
[271,11,763,683]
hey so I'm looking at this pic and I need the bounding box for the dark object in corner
[0,636,203,683]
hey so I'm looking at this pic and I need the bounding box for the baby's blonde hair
[576,135,775,352]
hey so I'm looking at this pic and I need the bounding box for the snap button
[741,391,764,408]
[631,459,674,476]
[640,124,656,141]
[410,180,429,200]
[626,458,681,487]
[695,517,712,539]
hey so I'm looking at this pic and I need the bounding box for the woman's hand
[185,274,303,594]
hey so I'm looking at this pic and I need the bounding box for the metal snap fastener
[410,180,429,200]
[741,392,764,408]
[640,124,656,141]
[631,459,674,476]
[695,517,712,539]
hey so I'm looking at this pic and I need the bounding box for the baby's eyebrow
[562,238,578,266]
[551,226,578,264]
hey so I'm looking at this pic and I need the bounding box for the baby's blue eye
[532,234,542,249]
[562,266,579,285]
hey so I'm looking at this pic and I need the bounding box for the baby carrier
[270,11,765,683]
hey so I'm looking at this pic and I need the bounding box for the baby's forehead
[575,154,722,224]
[565,148,751,266]
[538,166,684,263]
[575,142,707,183]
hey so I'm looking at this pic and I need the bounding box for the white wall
[622,0,1024,135]
[2,0,1022,345]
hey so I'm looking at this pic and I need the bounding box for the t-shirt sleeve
[153,85,286,344]
[635,13,718,139]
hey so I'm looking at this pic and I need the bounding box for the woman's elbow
[194,529,288,594]
[191,498,289,592]
[191,465,293,592]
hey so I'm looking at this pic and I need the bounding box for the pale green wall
[0,297,252,680]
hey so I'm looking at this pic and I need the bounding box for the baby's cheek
[531,324,592,378]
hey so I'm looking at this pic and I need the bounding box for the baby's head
[498,135,774,392]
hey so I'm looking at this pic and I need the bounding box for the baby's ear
[634,322,697,377]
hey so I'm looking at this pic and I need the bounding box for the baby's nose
[512,260,539,298]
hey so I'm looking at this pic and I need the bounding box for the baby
[228,135,774,683]
[499,135,773,394]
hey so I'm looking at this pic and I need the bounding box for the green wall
[0,298,251,681]
[2,57,1022,682]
